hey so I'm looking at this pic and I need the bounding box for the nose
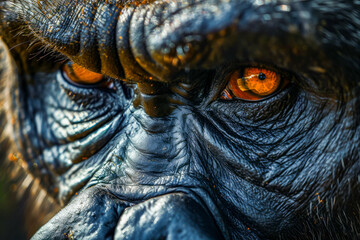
[31,187,224,240]
[114,193,224,240]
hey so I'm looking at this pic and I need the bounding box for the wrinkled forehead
[20,0,320,38]
[7,0,360,91]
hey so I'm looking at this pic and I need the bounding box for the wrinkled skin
[0,0,359,239]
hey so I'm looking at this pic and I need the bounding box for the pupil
[258,72,266,80]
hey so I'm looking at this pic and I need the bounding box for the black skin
[0,0,359,239]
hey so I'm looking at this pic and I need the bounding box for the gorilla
[0,0,359,239]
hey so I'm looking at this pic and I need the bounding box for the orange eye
[221,67,285,101]
[63,62,104,85]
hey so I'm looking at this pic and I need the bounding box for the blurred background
[0,162,27,239]
[0,136,59,240]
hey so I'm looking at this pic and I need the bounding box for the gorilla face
[0,0,359,239]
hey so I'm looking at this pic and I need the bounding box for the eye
[220,67,288,101]
[62,62,104,85]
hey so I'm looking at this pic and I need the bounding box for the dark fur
[0,0,359,239]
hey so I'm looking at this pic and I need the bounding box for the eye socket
[63,62,104,85]
[220,67,288,101]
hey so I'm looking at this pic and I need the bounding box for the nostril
[31,186,225,240]
[114,193,225,240]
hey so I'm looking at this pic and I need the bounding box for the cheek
[7,69,131,203]
[187,95,358,235]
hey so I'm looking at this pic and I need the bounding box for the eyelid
[61,62,118,92]
[63,62,104,85]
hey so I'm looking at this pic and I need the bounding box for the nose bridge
[135,81,174,117]
[122,108,189,176]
